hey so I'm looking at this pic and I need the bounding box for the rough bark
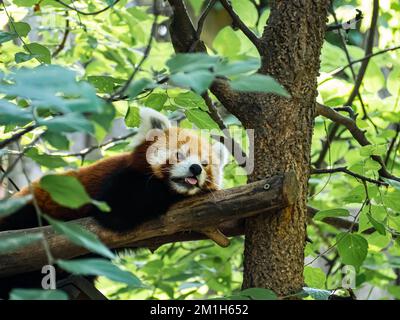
[0,175,299,278]
[167,0,329,296]
[240,1,330,295]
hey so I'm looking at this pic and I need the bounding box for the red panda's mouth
[171,176,199,187]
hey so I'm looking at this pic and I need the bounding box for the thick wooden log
[0,173,298,278]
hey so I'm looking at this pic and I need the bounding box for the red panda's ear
[133,107,171,145]
[139,107,170,132]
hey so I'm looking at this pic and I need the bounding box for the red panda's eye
[176,152,185,161]
[201,160,209,167]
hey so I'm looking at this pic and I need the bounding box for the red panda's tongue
[185,177,198,185]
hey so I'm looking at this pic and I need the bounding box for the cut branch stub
[0,173,298,278]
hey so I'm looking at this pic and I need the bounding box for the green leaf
[15,52,39,63]
[337,233,368,269]
[0,31,17,44]
[88,76,119,94]
[387,66,400,96]
[145,93,168,111]
[367,213,386,235]
[0,195,32,219]
[359,144,387,157]
[167,53,219,73]
[42,132,70,150]
[45,215,115,259]
[185,109,219,130]
[125,106,140,128]
[40,175,92,209]
[170,71,215,95]
[40,113,94,134]
[9,289,68,300]
[24,43,51,64]
[304,266,326,288]
[237,288,277,300]
[0,100,32,125]
[174,91,208,111]
[1,65,104,115]
[213,27,242,58]
[25,148,69,169]
[314,208,350,221]
[14,0,37,7]
[363,158,381,171]
[301,287,332,300]
[12,22,31,37]
[231,0,258,27]
[342,185,366,204]
[91,200,111,212]
[0,233,43,254]
[57,258,144,287]
[214,58,260,76]
[127,78,152,98]
[230,74,290,97]
[384,190,400,211]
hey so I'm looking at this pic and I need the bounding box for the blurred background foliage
[1,0,400,300]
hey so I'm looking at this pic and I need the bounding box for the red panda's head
[131,108,229,196]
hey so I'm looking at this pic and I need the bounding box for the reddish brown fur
[6,127,221,223]
[11,151,146,221]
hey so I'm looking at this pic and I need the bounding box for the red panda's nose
[189,164,202,176]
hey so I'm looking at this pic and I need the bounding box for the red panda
[0,108,229,232]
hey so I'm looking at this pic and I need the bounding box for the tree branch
[48,131,138,159]
[346,0,379,105]
[311,166,388,186]
[108,1,159,101]
[52,12,70,58]
[315,1,379,167]
[315,103,369,146]
[167,0,239,111]
[326,9,363,32]
[0,125,36,150]
[195,0,217,39]
[315,103,400,183]
[54,0,120,16]
[219,0,261,52]
[329,45,400,77]
[0,173,299,277]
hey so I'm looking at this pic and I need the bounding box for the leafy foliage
[0,0,400,300]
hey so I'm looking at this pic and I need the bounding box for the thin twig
[0,164,20,191]
[48,130,138,159]
[311,166,388,187]
[385,124,400,165]
[315,103,400,183]
[219,0,260,51]
[1,3,42,64]
[329,45,400,77]
[326,9,363,32]
[17,141,54,265]
[0,125,36,150]
[52,11,70,58]
[54,0,120,16]
[316,104,369,146]
[196,0,217,38]
[346,0,379,106]
[0,135,42,186]
[188,0,217,52]
[107,0,159,102]
[315,0,379,168]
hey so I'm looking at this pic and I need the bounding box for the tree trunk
[241,1,330,295]
[167,0,330,296]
